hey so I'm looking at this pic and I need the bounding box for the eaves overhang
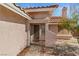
[23,5,59,12]
[0,3,32,20]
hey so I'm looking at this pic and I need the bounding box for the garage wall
[0,21,27,55]
[0,5,28,55]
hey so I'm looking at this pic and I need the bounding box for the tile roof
[23,4,59,9]
[49,16,63,23]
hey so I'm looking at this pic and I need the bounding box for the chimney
[62,7,67,17]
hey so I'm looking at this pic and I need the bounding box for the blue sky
[16,3,79,18]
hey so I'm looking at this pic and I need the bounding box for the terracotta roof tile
[49,16,63,23]
[23,4,59,9]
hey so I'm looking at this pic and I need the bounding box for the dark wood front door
[34,24,39,42]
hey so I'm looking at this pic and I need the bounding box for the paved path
[18,45,54,56]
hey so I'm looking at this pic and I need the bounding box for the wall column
[45,23,49,41]
[45,23,49,32]
[27,23,30,46]
[39,24,42,40]
[45,23,49,47]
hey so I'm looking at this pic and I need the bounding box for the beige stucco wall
[28,11,51,19]
[45,24,58,47]
[49,24,58,33]
[45,30,57,47]
[0,21,27,55]
[0,5,28,55]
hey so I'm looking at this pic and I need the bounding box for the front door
[30,24,45,45]
[33,24,39,42]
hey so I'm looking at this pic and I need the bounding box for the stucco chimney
[62,7,67,17]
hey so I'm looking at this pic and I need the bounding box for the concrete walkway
[18,45,54,56]
[18,37,79,56]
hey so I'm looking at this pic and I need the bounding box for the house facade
[0,3,72,55]
[23,5,72,47]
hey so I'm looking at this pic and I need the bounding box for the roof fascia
[24,8,56,12]
[0,3,32,20]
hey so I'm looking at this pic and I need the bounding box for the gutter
[0,3,32,20]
